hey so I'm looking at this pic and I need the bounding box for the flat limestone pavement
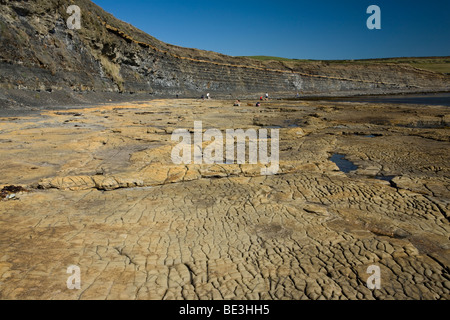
[0,99,449,299]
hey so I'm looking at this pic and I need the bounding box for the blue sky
[91,0,450,60]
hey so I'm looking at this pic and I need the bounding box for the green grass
[241,56,450,74]
[359,57,450,74]
[240,56,312,62]
[100,56,124,90]
[410,63,450,74]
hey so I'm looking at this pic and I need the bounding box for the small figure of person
[233,100,241,106]
[256,102,261,107]
[265,92,269,100]
[201,94,205,100]
[260,96,263,101]
[206,93,210,99]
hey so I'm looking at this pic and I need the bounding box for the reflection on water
[330,154,358,173]
[330,154,397,182]
[346,93,450,106]
[297,93,450,106]
[375,175,396,182]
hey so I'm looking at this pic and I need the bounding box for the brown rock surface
[0,99,449,300]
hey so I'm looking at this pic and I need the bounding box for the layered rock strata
[0,0,449,109]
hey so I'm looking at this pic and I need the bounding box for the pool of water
[353,133,382,138]
[330,154,358,173]
[296,93,450,106]
[375,175,396,182]
[326,93,450,106]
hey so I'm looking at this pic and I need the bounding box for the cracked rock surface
[0,99,449,299]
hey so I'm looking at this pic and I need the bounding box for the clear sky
[90,0,450,60]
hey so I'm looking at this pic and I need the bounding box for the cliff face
[0,0,449,107]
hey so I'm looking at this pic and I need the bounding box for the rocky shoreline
[1,0,449,301]
[1,87,449,118]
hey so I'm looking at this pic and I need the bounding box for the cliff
[0,0,449,108]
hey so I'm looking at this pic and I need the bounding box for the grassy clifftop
[243,56,450,74]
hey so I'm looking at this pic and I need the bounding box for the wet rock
[0,185,27,200]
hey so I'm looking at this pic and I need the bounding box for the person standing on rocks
[206,93,210,99]
[265,92,269,100]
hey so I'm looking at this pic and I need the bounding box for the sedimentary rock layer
[0,0,449,109]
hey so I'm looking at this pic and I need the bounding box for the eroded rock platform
[0,99,449,300]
